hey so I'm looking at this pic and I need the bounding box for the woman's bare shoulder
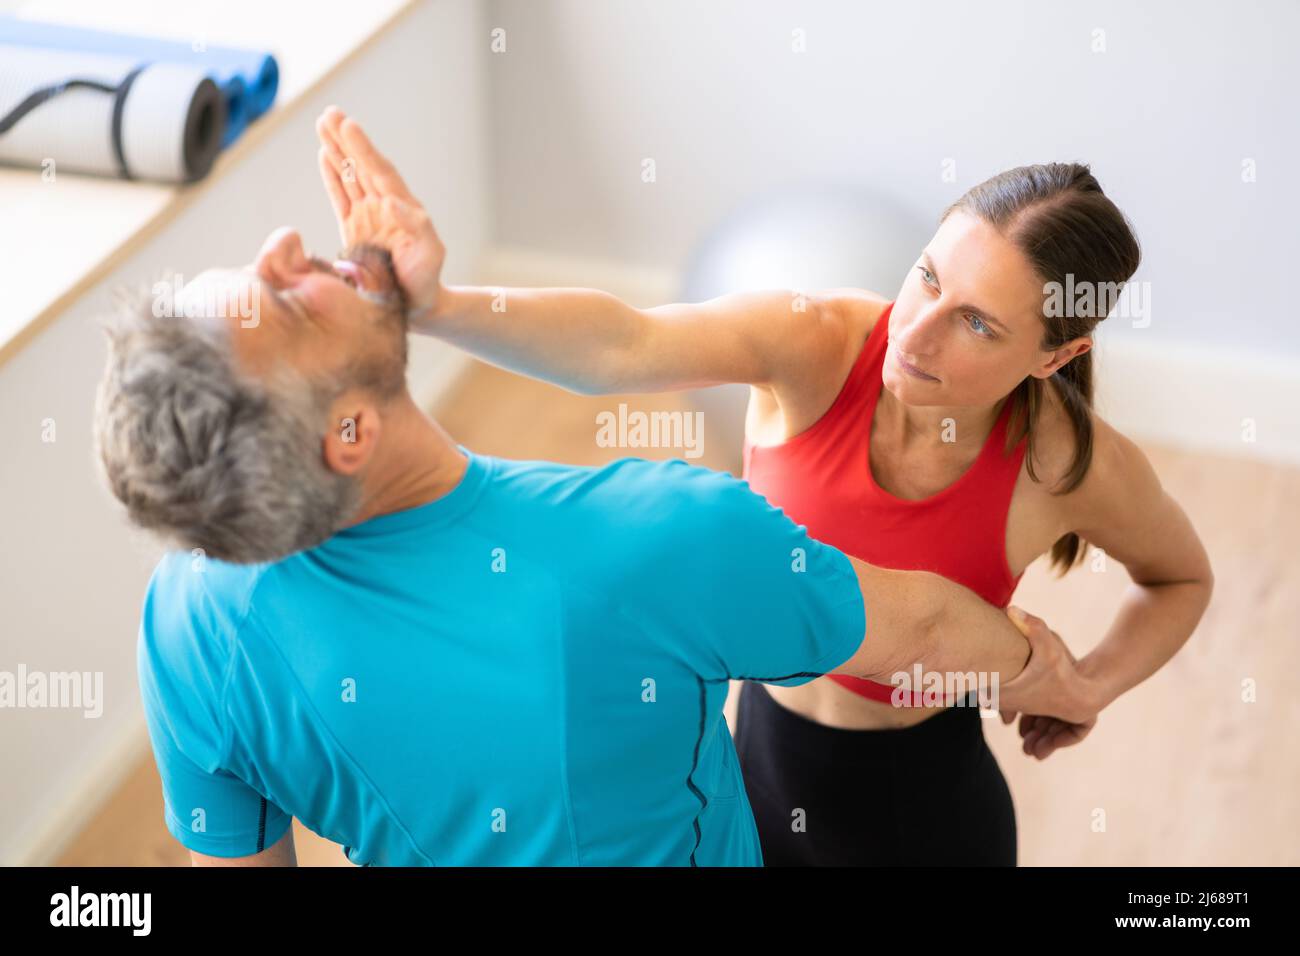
[814,287,891,354]
[754,288,890,437]
[1032,377,1177,556]
[818,287,890,328]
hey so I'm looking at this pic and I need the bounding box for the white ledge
[0,0,422,369]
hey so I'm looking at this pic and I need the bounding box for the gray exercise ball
[678,182,929,470]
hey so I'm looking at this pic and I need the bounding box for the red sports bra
[741,300,1028,705]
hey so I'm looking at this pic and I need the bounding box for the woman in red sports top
[743,296,1027,707]
[313,126,1215,865]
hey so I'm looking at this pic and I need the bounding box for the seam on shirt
[256,797,268,853]
[686,586,864,864]
[206,562,273,772]
[685,675,709,867]
[552,590,583,866]
[239,600,438,866]
[720,592,865,684]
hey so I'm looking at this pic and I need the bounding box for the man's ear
[322,396,381,476]
[1030,335,1092,380]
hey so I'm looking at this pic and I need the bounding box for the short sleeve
[661,466,866,685]
[137,554,293,857]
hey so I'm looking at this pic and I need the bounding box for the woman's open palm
[315,106,445,317]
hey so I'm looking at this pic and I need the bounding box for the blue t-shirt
[136,448,865,866]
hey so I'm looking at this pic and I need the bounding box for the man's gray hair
[93,284,361,564]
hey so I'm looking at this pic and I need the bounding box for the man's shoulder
[137,552,269,768]
[147,549,269,611]
[140,551,272,667]
[581,456,792,544]
[487,454,745,504]
[481,454,770,560]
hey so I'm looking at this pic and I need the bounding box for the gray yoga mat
[0,43,226,182]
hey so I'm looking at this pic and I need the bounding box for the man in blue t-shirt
[93,225,1058,866]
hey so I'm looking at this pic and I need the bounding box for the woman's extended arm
[429,284,848,395]
[314,106,852,395]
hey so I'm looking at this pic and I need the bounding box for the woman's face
[883,208,1090,408]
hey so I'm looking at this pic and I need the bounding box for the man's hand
[995,606,1100,726]
[315,106,446,321]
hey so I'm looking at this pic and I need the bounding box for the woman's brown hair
[941,163,1141,575]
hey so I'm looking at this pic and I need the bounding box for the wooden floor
[57,359,1300,866]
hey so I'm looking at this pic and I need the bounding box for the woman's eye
[917,266,993,337]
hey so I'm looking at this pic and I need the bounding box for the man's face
[177,226,408,395]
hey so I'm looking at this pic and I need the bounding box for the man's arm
[828,559,1030,687]
[829,559,1102,722]
[190,826,297,867]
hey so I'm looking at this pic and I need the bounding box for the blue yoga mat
[0,16,277,147]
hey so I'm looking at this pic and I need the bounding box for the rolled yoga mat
[0,43,226,182]
[0,16,278,146]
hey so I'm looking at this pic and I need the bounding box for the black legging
[734,680,1017,866]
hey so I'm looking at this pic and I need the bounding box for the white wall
[0,0,490,864]
[476,0,1298,461]
[484,0,1297,354]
